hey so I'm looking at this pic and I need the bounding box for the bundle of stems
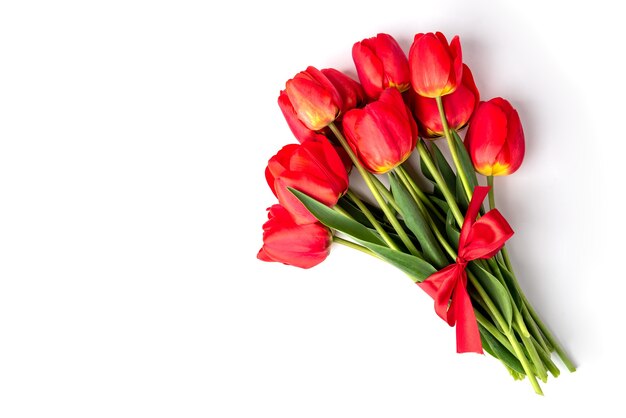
[292,101,575,395]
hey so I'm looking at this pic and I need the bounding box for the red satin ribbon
[418,186,514,353]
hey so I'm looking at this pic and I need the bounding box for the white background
[0,0,623,416]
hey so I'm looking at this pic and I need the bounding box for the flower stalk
[329,122,420,257]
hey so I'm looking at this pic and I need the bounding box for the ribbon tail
[418,265,459,324]
[452,275,483,354]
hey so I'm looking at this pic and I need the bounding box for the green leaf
[451,130,479,190]
[389,173,447,268]
[469,263,513,329]
[290,189,384,245]
[430,196,449,213]
[419,144,458,201]
[338,195,392,232]
[337,197,373,227]
[495,259,523,309]
[455,173,470,212]
[337,196,418,253]
[480,326,525,375]
[418,148,443,200]
[356,240,437,282]
[432,144,456,193]
[419,150,435,183]
[445,209,460,249]
[292,188,436,282]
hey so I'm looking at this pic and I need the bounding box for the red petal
[494,100,525,175]
[322,68,365,112]
[305,66,343,110]
[257,247,274,262]
[447,35,463,95]
[409,32,452,98]
[273,176,318,225]
[290,137,349,197]
[286,75,340,131]
[465,101,508,175]
[350,89,414,173]
[261,221,332,269]
[373,33,410,92]
[277,90,319,143]
[353,41,385,99]
[441,64,479,130]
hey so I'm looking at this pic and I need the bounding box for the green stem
[417,140,464,226]
[396,165,445,223]
[394,168,427,216]
[489,252,551,354]
[394,168,456,260]
[333,236,377,257]
[486,258,505,281]
[436,96,472,200]
[502,246,514,274]
[512,310,548,382]
[333,204,354,220]
[468,271,544,395]
[475,310,514,353]
[522,302,552,353]
[329,122,420,257]
[531,334,561,378]
[487,176,495,210]
[370,175,401,214]
[346,190,399,251]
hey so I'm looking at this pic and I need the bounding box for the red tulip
[342,88,418,174]
[285,66,343,131]
[409,32,463,98]
[352,33,411,100]
[411,64,479,138]
[278,90,320,143]
[464,97,525,176]
[265,136,350,224]
[321,68,366,114]
[258,204,332,269]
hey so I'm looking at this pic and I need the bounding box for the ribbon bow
[418,186,514,353]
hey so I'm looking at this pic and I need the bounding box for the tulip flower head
[277,90,320,143]
[464,97,525,176]
[409,32,463,98]
[285,66,343,131]
[321,68,366,114]
[412,64,479,138]
[352,33,411,100]
[342,88,418,174]
[257,204,332,269]
[265,136,350,224]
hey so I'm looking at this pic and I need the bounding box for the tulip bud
[265,136,350,224]
[321,68,366,114]
[342,88,418,174]
[278,90,320,143]
[258,204,332,269]
[464,97,525,176]
[411,64,479,138]
[352,33,411,100]
[285,66,343,131]
[409,32,463,98]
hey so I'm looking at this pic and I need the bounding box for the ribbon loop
[418,186,513,353]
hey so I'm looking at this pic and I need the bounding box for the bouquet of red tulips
[257,32,575,394]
